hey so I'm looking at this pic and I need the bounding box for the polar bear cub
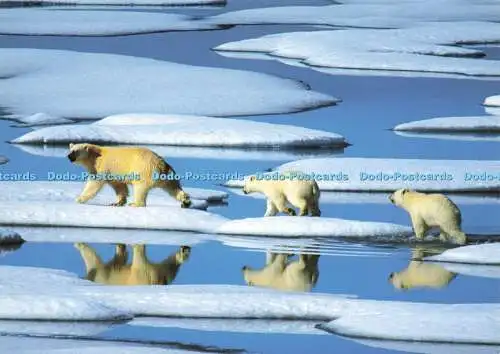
[67,143,191,208]
[242,171,321,216]
[389,188,467,245]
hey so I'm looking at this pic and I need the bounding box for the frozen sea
[0,0,499,353]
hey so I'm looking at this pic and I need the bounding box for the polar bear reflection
[75,243,190,286]
[389,247,457,291]
[242,252,320,292]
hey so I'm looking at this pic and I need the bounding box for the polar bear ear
[249,176,256,181]
[69,143,74,149]
[402,188,410,195]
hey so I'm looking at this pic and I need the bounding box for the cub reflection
[242,252,320,292]
[389,246,456,291]
[75,243,190,286]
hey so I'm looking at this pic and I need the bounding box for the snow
[394,116,500,132]
[0,230,24,245]
[210,4,500,29]
[225,158,500,192]
[215,216,412,238]
[0,49,335,120]
[0,9,221,36]
[214,22,500,79]
[350,339,500,354]
[0,181,228,209]
[484,95,500,107]
[0,0,224,5]
[12,113,73,127]
[12,113,347,148]
[318,307,500,344]
[424,243,500,265]
[0,320,116,337]
[12,143,344,161]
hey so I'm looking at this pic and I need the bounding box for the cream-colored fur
[242,252,320,292]
[75,243,190,286]
[389,188,467,245]
[389,247,457,290]
[243,173,321,216]
[67,143,191,208]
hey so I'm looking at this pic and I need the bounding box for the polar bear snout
[242,265,249,271]
[388,194,394,204]
[67,151,77,162]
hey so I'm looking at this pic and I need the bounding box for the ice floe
[484,95,500,107]
[437,263,500,279]
[0,9,221,36]
[210,4,500,29]
[0,230,24,245]
[0,0,224,5]
[0,49,335,120]
[318,306,500,344]
[394,116,500,132]
[10,113,73,127]
[394,131,500,143]
[214,22,500,79]
[0,319,116,337]
[12,113,347,149]
[225,158,500,192]
[424,243,500,264]
[215,216,412,238]
[0,156,8,165]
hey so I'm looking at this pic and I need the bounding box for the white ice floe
[484,95,500,107]
[0,9,221,36]
[0,181,228,209]
[0,49,335,120]
[437,263,500,279]
[394,131,500,143]
[0,230,23,245]
[318,306,500,344]
[485,107,500,116]
[424,243,500,264]
[394,116,500,132]
[229,188,500,205]
[215,216,412,238]
[0,156,8,165]
[0,0,224,5]
[12,113,347,148]
[225,158,500,192]
[214,22,500,79]
[13,143,344,161]
[210,3,500,29]
[11,113,73,127]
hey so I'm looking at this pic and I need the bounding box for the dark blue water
[0,1,499,353]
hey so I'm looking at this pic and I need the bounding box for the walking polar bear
[242,252,320,292]
[74,243,190,286]
[242,172,321,217]
[389,188,467,245]
[67,143,191,208]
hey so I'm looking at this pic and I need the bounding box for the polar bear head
[242,175,260,194]
[388,271,409,291]
[67,143,102,164]
[389,188,411,207]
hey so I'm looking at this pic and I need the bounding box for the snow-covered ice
[0,230,24,245]
[10,113,73,127]
[0,0,224,5]
[424,243,500,264]
[12,113,347,148]
[484,95,500,107]
[0,9,221,36]
[0,319,116,337]
[225,158,500,192]
[318,306,500,344]
[394,131,500,143]
[394,116,500,132]
[0,49,335,119]
[13,143,344,161]
[210,4,500,29]
[216,216,412,238]
[214,22,500,79]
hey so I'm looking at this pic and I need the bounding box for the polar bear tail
[312,181,321,198]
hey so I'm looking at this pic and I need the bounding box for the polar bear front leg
[109,182,128,206]
[411,214,428,241]
[273,195,296,216]
[129,183,151,207]
[264,200,279,217]
[76,180,105,204]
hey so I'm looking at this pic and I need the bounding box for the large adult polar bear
[67,143,191,208]
[389,188,467,245]
[242,172,321,216]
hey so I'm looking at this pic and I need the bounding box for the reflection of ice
[0,320,118,337]
[485,106,500,116]
[0,230,23,246]
[425,243,500,264]
[394,130,500,142]
[394,115,500,133]
[437,262,500,279]
[0,155,8,164]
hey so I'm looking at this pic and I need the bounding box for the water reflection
[242,252,320,292]
[389,246,457,291]
[75,243,190,286]
[0,242,24,257]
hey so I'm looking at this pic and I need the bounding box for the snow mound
[225,158,500,192]
[0,9,221,36]
[215,216,412,238]
[11,113,73,127]
[0,48,336,120]
[424,243,500,264]
[214,22,500,79]
[394,116,500,132]
[484,95,500,107]
[12,113,347,148]
[318,306,500,344]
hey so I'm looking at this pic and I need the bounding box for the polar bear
[389,247,457,290]
[74,243,190,286]
[242,252,320,292]
[389,188,467,245]
[242,172,321,216]
[67,143,191,208]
